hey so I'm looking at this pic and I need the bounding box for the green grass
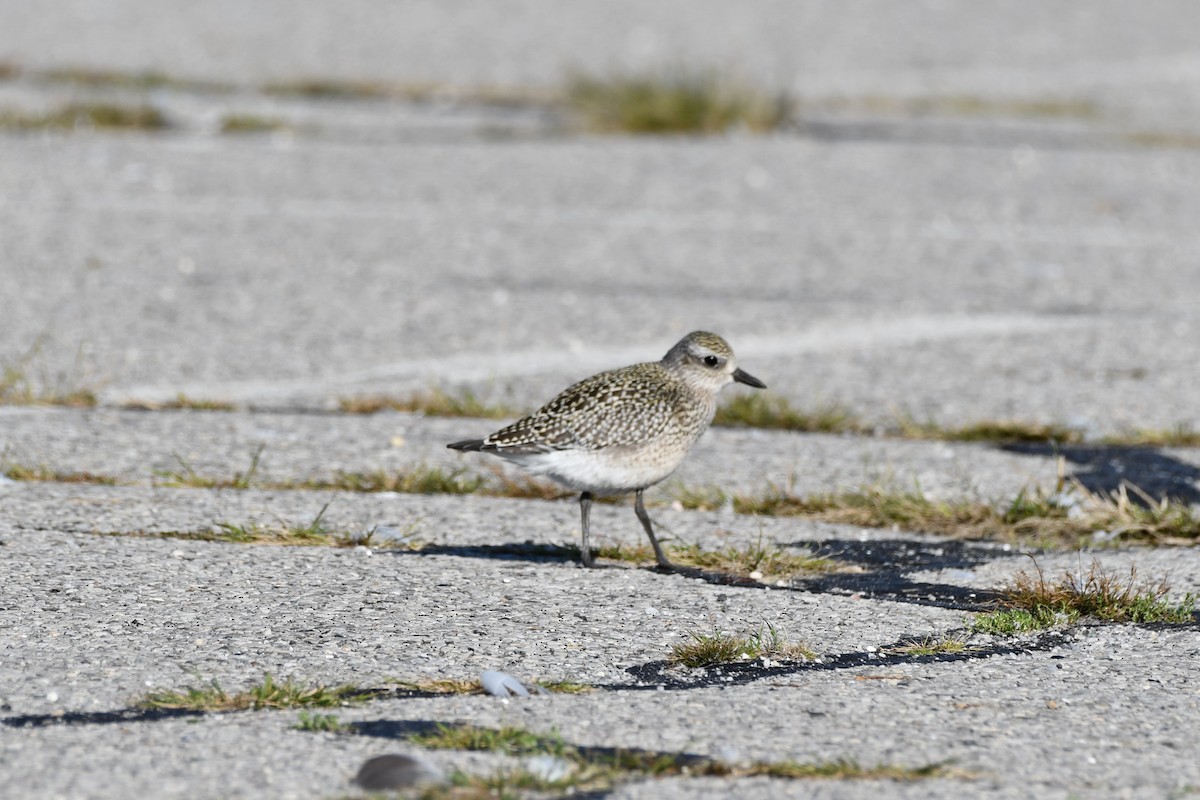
[124,505,407,549]
[999,560,1195,625]
[34,66,232,93]
[219,114,292,134]
[262,78,406,100]
[826,94,1099,120]
[288,464,486,495]
[384,677,593,696]
[884,637,970,657]
[412,724,568,757]
[1,346,98,407]
[154,444,264,489]
[565,69,794,134]
[386,678,483,695]
[714,394,864,434]
[669,624,816,668]
[123,393,236,411]
[1,463,119,485]
[294,711,345,732]
[139,674,373,712]
[339,388,517,419]
[397,723,955,796]
[895,415,1083,444]
[746,759,954,781]
[1103,425,1200,448]
[973,560,1194,635]
[971,607,1065,635]
[0,102,169,131]
[676,477,1200,548]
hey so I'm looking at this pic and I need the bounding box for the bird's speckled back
[483,360,710,453]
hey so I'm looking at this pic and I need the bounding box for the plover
[447,331,765,570]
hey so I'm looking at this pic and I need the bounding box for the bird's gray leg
[635,489,675,570]
[579,492,596,568]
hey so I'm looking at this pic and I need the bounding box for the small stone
[354,754,443,790]
[524,755,574,782]
[481,670,530,697]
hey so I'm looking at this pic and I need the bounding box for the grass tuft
[669,624,815,668]
[123,393,236,411]
[676,473,1200,547]
[971,607,1064,635]
[130,505,408,549]
[139,673,373,712]
[386,678,482,695]
[412,723,568,757]
[263,78,399,100]
[1,463,119,485]
[0,102,169,131]
[34,66,230,92]
[1103,425,1200,448]
[290,464,486,495]
[999,559,1195,625]
[154,444,264,489]
[896,415,1083,444]
[1,344,98,407]
[294,711,345,732]
[338,388,517,419]
[714,394,863,434]
[219,114,292,134]
[565,69,793,134]
[884,637,970,657]
[396,723,954,796]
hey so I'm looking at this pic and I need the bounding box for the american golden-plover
[447,331,765,570]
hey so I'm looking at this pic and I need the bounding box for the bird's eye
[703,355,720,368]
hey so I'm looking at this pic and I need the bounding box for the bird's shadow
[1002,442,1200,506]
[386,537,1009,611]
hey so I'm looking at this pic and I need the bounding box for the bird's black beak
[733,368,766,389]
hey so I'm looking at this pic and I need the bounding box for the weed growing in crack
[565,69,794,134]
[1103,425,1200,447]
[714,394,864,434]
[1000,559,1195,625]
[123,394,235,411]
[670,624,815,668]
[412,723,569,757]
[285,465,485,495]
[1,462,119,485]
[0,103,169,131]
[396,722,956,796]
[675,472,1200,547]
[294,711,345,732]
[884,637,970,657]
[0,341,98,407]
[139,674,372,712]
[155,444,264,489]
[338,388,517,419]
[971,607,1065,635]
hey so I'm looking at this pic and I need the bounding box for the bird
[447,331,765,570]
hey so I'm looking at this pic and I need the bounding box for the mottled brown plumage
[449,331,765,569]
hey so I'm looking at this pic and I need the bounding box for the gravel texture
[3,3,1200,799]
